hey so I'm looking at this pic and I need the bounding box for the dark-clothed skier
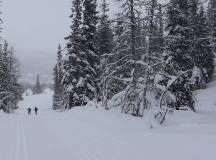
[27,108,31,115]
[34,107,38,115]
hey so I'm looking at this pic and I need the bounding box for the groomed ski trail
[15,116,29,160]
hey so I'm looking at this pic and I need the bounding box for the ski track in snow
[21,117,29,160]
[15,116,29,160]
[15,116,20,160]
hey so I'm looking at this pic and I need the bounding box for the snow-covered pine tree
[190,2,215,89]
[160,0,195,111]
[53,65,59,108]
[97,0,113,57]
[96,0,114,109]
[7,48,23,110]
[53,44,64,110]
[63,0,83,108]
[79,0,100,105]
[208,0,216,55]
[0,41,23,113]
[33,74,43,95]
[63,0,99,108]
[0,42,9,111]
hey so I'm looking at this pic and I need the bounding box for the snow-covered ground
[0,82,216,160]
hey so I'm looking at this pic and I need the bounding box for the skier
[27,107,31,115]
[34,107,38,115]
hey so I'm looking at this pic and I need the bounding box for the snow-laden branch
[159,70,192,109]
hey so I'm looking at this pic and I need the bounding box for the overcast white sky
[2,0,72,83]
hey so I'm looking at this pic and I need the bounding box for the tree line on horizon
[53,0,216,123]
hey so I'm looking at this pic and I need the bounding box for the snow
[24,89,33,96]
[76,77,85,87]
[0,83,216,160]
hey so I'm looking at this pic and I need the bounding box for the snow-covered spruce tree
[159,0,195,112]
[0,41,23,113]
[79,0,99,105]
[208,0,216,55]
[97,0,113,57]
[0,42,9,111]
[7,48,23,111]
[63,0,83,109]
[53,44,65,110]
[189,2,214,89]
[96,0,114,109]
[33,74,43,95]
[63,0,99,108]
